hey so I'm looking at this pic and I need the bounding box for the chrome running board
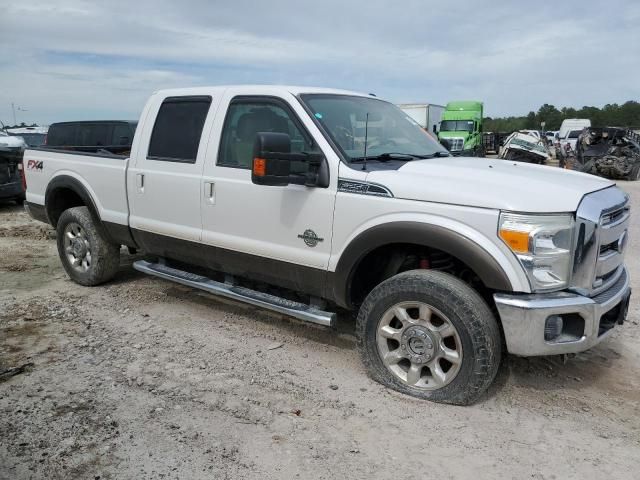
[133,260,336,327]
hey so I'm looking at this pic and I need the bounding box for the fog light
[544,315,564,341]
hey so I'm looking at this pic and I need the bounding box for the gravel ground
[1,182,639,480]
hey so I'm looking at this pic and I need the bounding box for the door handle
[136,173,145,193]
[204,181,215,205]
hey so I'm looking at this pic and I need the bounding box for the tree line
[484,101,640,133]
[1,122,40,129]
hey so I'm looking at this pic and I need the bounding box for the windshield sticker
[314,112,323,119]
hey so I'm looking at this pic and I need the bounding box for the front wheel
[356,270,502,405]
[56,206,120,286]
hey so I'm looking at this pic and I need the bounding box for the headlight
[499,212,574,292]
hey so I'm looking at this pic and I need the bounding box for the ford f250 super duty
[23,86,632,405]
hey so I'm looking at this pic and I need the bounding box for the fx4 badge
[26,160,43,171]
[298,229,324,248]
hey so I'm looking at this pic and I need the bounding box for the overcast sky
[1,0,638,125]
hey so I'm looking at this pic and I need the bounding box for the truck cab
[438,101,484,156]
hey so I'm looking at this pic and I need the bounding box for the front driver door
[200,92,338,297]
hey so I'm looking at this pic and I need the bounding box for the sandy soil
[1,183,639,480]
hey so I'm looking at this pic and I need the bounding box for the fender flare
[45,175,101,227]
[330,221,514,309]
[44,174,136,247]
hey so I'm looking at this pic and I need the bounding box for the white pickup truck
[24,86,631,404]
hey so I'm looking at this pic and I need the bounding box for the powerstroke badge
[297,229,324,247]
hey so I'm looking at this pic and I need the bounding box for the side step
[133,260,336,327]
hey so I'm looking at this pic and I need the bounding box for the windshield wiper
[421,151,450,158]
[350,152,438,163]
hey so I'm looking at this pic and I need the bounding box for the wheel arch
[45,175,101,228]
[330,221,515,309]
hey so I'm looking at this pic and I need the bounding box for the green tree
[483,100,640,132]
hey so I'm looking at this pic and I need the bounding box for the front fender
[330,220,526,309]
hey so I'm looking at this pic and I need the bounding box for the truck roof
[49,120,137,127]
[445,101,483,111]
[152,85,371,98]
[397,103,446,109]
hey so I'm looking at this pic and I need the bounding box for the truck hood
[366,157,614,212]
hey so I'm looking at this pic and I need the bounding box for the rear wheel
[356,270,501,405]
[56,206,120,286]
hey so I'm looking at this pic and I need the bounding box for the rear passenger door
[128,95,218,245]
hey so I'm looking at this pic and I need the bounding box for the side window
[217,100,319,171]
[148,96,212,163]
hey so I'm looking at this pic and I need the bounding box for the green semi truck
[438,101,484,156]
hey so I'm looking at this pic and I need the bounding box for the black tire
[356,270,502,405]
[56,206,120,286]
[629,163,640,181]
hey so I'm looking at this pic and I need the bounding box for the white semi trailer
[398,103,445,136]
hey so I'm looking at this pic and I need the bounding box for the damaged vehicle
[0,131,26,203]
[576,127,640,180]
[578,128,640,179]
[499,131,550,164]
[23,86,632,405]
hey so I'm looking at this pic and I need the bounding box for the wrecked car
[576,127,640,181]
[499,131,550,164]
[0,132,26,203]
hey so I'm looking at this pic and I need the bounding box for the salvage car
[499,131,550,164]
[576,127,640,180]
[0,131,26,203]
[6,126,48,147]
[22,86,632,405]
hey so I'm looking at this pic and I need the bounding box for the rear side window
[148,96,212,163]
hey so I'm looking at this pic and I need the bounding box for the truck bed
[24,148,130,227]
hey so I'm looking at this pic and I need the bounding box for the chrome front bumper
[494,268,631,356]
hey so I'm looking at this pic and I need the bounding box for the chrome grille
[594,202,629,289]
[592,267,628,304]
[572,187,630,297]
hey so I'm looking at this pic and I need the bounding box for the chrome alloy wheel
[63,222,92,272]
[376,301,463,390]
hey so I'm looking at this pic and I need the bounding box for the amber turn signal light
[253,158,266,177]
[499,229,530,253]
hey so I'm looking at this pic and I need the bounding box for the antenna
[362,112,369,171]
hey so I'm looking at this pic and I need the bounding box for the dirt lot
[1,184,639,480]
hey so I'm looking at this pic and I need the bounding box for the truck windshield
[440,120,475,132]
[299,94,447,162]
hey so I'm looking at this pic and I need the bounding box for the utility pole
[11,103,16,126]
